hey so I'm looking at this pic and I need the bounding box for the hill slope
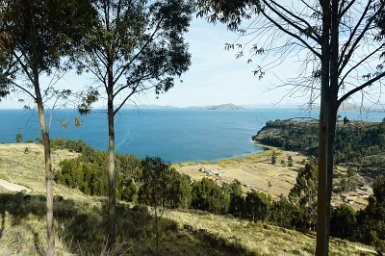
[253,119,385,177]
[0,143,376,255]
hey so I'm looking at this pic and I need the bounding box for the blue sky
[2,14,383,110]
[1,17,306,109]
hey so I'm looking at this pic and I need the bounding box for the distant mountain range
[187,103,245,110]
[339,102,384,113]
[124,103,246,110]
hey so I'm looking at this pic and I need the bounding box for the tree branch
[339,0,357,18]
[258,4,321,58]
[338,72,385,105]
[113,72,154,98]
[339,44,385,87]
[12,52,34,83]
[339,1,383,73]
[270,0,321,41]
[113,85,138,115]
[10,81,36,100]
[113,18,164,84]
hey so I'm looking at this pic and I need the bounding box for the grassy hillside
[0,143,376,255]
[173,145,307,198]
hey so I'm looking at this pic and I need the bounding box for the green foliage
[191,178,230,214]
[287,155,293,167]
[54,140,142,201]
[289,163,317,230]
[271,151,277,165]
[78,0,193,112]
[139,157,181,209]
[356,175,385,248]
[51,138,89,153]
[255,120,385,168]
[270,194,298,228]
[165,168,193,209]
[228,179,244,218]
[1,0,96,74]
[243,190,272,222]
[15,133,22,143]
[35,136,42,144]
[330,204,357,239]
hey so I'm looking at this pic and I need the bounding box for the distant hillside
[122,103,245,110]
[339,102,383,113]
[189,103,245,110]
[253,119,385,178]
[123,104,177,109]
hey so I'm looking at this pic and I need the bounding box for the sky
[0,16,306,109]
[2,12,384,109]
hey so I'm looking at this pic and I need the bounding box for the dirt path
[0,179,31,193]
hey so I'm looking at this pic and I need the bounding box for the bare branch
[258,5,321,58]
[339,44,385,87]
[338,72,385,105]
[270,0,321,41]
[10,81,36,100]
[339,0,358,18]
[339,1,384,73]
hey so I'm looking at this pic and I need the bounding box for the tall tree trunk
[316,97,338,256]
[316,1,339,255]
[107,65,116,248]
[34,76,55,256]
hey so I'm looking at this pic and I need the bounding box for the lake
[0,108,384,162]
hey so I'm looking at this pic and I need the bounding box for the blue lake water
[0,108,384,162]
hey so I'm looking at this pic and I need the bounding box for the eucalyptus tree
[78,0,192,247]
[197,0,385,255]
[0,1,95,254]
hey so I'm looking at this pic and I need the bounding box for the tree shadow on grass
[0,192,255,255]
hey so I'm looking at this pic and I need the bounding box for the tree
[0,1,94,254]
[287,155,293,167]
[356,175,385,251]
[330,204,356,239]
[271,151,277,165]
[78,0,192,247]
[289,163,318,231]
[165,168,193,209]
[139,157,174,254]
[191,178,230,214]
[15,133,22,143]
[197,1,385,254]
[270,194,298,228]
[228,179,244,217]
[243,190,271,223]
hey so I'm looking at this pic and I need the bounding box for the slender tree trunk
[34,75,55,256]
[107,91,116,248]
[26,1,55,253]
[316,1,339,255]
[154,205,159,255]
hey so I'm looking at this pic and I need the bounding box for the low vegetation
[254,119,385,175]
[0,141,383,254]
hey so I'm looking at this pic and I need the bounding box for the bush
[330,204,356,239]
[191,178,230,214]
[15,133,23,143]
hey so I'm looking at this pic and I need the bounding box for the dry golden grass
[165,210,376,256]
[0,143,94,203]
[0,143,377,255]
[173,145,307,198]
